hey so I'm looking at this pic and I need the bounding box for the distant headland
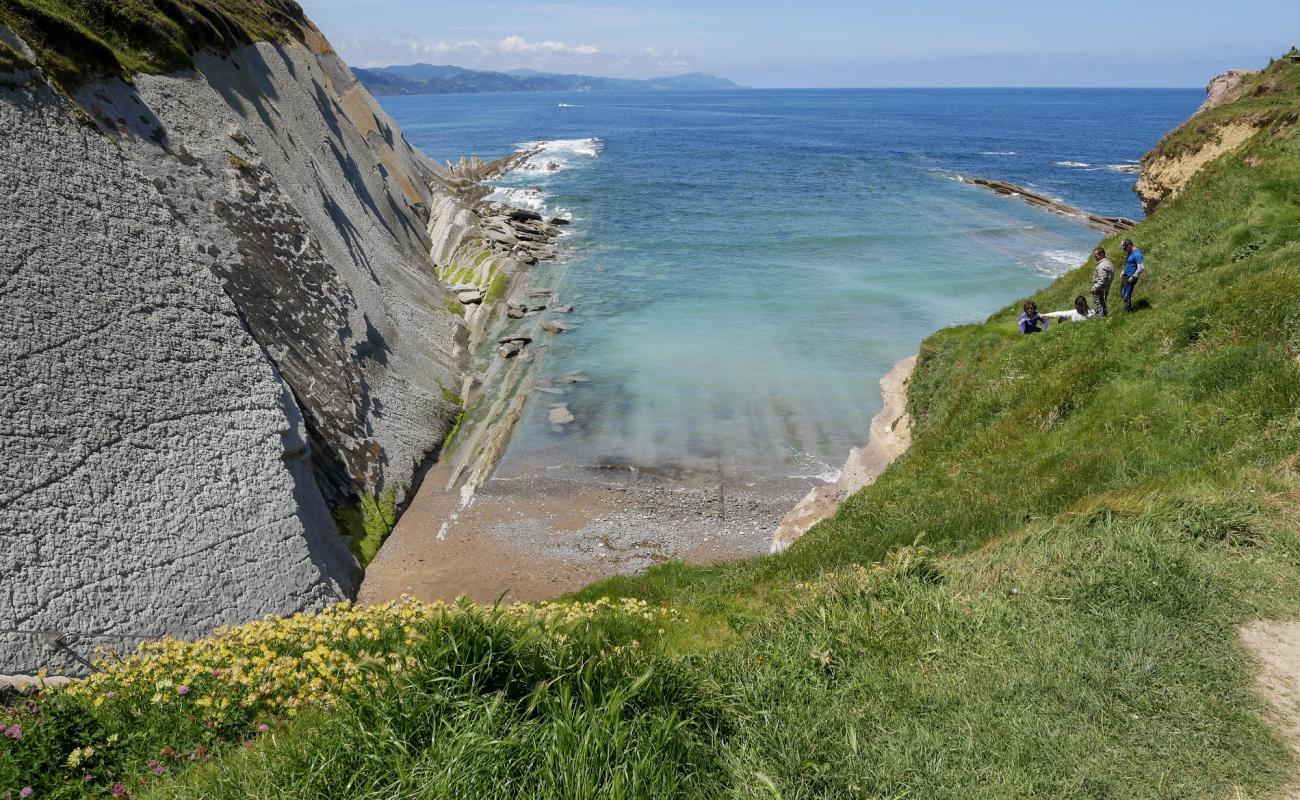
[353,63,745,95]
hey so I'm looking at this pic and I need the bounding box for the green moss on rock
[333,489,396,569]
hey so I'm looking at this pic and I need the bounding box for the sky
[298,1,1297,88]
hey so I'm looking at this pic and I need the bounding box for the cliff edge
[1136,60,1299,212]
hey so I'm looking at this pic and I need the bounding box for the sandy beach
[360,460,801,605]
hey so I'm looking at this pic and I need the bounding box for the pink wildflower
[4,724,21,739]
[257,722,270,732]
[84,773,94,782]
[176,685,189,696]
[146,760,158,770]
[19,788,32,799]
[111,783,128,797]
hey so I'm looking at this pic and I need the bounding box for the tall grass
[149,611,725,800]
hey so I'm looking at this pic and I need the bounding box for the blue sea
[381,88,1202,480]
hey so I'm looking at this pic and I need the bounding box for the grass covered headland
[0,0,307,89]
[4,51,1300,800]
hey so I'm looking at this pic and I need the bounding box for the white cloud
[496,35,599,56]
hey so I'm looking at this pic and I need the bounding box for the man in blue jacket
[1120,238,1145,312]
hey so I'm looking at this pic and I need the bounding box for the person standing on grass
[1120,238,1145,312]
[1020,300,1049,334]
[1091,247,1114,316]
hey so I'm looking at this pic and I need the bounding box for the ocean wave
[487,137,601,215]
[524,137,603,158]
[510,137,603,174]
[786,453,841,484]
[486,186,548,212]
[1055,161,1091,168]
[982,151,1018,156]
[1030,249,1087,276]
[1107,163,1141,174]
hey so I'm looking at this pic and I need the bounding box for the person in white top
[1090,247,1115,317]
[1042,295,1098,323]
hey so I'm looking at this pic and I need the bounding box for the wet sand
[359,460,803,605]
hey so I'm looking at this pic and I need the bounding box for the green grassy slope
[0,0,307,89]
[4,57,1300,800]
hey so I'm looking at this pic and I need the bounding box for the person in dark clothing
[1019,300,1049,335]
[1120,238,1145,312]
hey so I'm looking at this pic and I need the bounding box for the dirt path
[1241,621,1300,798]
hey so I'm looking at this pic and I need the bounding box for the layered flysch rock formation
[0,19,471,672]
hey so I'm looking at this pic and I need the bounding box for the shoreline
[361,462,795,605]
[770,355,917,553]
[365,139,808,605]
[365,140,927,605]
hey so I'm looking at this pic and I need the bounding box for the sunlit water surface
[381,88,1201,479]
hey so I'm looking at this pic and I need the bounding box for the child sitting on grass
[1019,300,1049,334]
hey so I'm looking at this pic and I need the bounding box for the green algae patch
[484,270,509,303]
[333,488,396,568]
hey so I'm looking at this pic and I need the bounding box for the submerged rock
[553,304,574,313]
[508,207,543,222]
[542,320,569,334]
[548,404,575,425]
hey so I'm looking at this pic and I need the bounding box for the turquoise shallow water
[381,89,1202,479]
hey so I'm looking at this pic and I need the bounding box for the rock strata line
[962,177,1137,235]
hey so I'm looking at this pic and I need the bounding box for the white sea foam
[1107,163,1141,174]
[486,137,601,217]
[787,454,841,484]
[512,137,603,174]
[1056,161,1091,168]
[1031,249,1088,276]
[486,186,548,212]
[982,151,1018,156]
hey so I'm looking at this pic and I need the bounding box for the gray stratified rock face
[0,29,466,672]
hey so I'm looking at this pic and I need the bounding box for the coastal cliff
[1136,62,1298,212]
[0,4,497,672]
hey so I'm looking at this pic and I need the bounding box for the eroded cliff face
[0,24,469,671]
[1135,121,1260,213]
[1135,68,1267,213]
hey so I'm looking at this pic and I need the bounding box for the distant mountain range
[353,64,745,96]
